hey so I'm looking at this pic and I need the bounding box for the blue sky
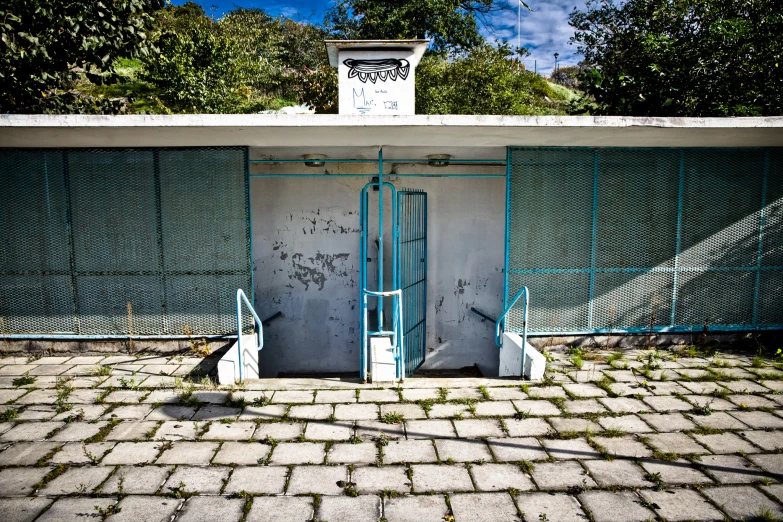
[175,0,584,76]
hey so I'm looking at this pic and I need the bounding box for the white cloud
[485,0,588,77]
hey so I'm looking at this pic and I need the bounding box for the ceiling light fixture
[427,154,451,167]
[303,154,327,167]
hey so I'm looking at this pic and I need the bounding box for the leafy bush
[0,0,163,113]
[142,25,254,113]
[416,43,565,115]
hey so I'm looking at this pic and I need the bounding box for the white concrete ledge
[1,115,781,149]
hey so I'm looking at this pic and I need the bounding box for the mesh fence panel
[507,147,782,334]
[0,147,251,335]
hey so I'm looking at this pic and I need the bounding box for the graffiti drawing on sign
[352,88,374,114]
[343,58,410,83]
[383,101,398,110]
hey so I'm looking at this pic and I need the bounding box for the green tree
[570,0,783,116]
[0,0,163,113]
[416,43,566,114]
[141,24,253,113]
[325,0,503,54]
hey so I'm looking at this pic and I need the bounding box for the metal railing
[496,286,530,375]
[236,288,263,382]
[361,289,405,382]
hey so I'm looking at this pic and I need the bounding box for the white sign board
[338,49,416,116]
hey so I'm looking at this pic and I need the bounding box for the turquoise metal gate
[505,147,783,335]
[397,190,427,376]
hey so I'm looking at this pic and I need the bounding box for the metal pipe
[495,286,529,348]
[503,147,512,319]
[262,311,282,326]
[470,307,497,323]
[1,334,238,340]
[587,151,599,329]
[524,324,783,336]
[236,288,264,382]
[670,150,685,326]
[249,159,379,163]
[250,174,373,178]
[752,150,770,326]
[378,148,384,329]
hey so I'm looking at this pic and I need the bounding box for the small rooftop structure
[324,40,429,115]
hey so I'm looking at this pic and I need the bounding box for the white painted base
[370,336,397,383]
[217,334,260,384]
[499,332,546,380]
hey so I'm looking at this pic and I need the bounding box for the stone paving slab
[351,465,410,494]
[318,495,382,522]
[578,490,656,522]
[640,488,725,522]
[223,465,288,494]
[531,460,597,490]
[163,465,230,494]
[0,497,52,522]
[434,438,493,462]
[450,492,519,522]
[252,421,303,441]
[515,492,587,522]
[245,496,314,522]
[487,436,548,462]
[108,495,181,522]
[286,465,348,495]
[212,441,270,465]
[383,439,437,464]
[702,485,783,520]
[103,441,162,464]
[0,442,60,466]
[177,496,244,522]
[0,467,51,496]
[470,462,535,491]
[99,465,172,494]
[156,441,218,465]
[411,463,474,492]
[382,495,448,522]
[37,497,118,522]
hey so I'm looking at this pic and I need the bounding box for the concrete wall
[251,155,505,377]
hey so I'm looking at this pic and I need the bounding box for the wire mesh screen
[0,147,251,336]
[506,147,783,334]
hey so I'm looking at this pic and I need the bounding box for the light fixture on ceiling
[427,154,451,167]
[303,154,327,167]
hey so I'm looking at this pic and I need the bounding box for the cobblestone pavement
[0,348,782,521]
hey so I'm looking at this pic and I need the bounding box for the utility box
[370,336,397,383]
[325,40,428,115]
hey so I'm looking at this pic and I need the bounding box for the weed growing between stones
[12,372,35,387]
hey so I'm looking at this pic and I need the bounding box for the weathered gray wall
[251,162,505,377]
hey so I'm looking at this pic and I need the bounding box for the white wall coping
[1,114,781,149]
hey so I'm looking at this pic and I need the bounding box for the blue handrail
[236,288,264,382]
[496,286,529,376]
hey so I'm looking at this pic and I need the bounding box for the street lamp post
[554,53,559,78]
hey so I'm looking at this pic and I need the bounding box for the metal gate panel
[0,147,251,336]
[506,147,783,334]
[397,190,427,376]
[159,149,249,272]
[0,150,74,333]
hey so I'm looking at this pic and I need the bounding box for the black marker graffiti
[343,58,410,83]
